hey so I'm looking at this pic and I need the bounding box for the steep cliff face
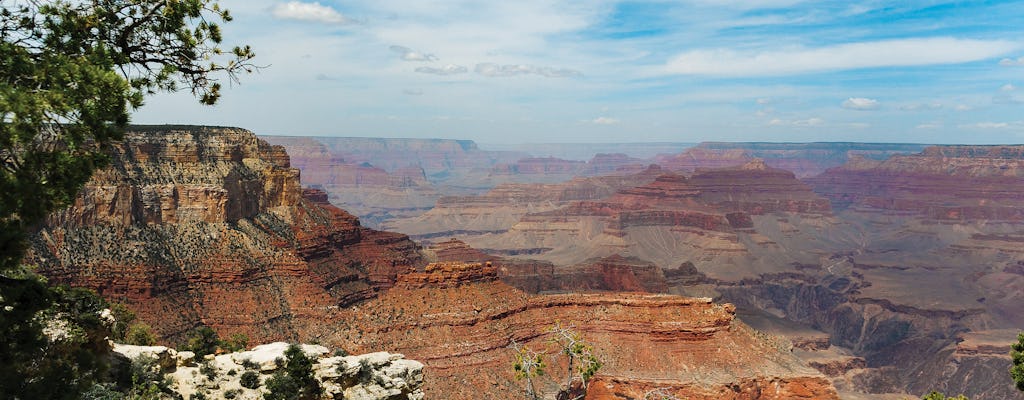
[28,126,423,343]
[328,261,839,400]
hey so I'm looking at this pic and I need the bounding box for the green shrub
[124,322,157,346]
[242,359,260,370]
[263,344,321,400]
[199,361,219,380]
[222,333,250,353]
[240,370,261,389]
[184,327,220,357]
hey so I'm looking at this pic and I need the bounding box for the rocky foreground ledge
[112,342,424,400]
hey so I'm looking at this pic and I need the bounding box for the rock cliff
[27,126,424,343]
[327,261,839,399]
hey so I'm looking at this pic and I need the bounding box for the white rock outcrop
[111,342,424,400]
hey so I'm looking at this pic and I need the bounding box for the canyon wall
[28,126,424,343]
[329,261,839,399]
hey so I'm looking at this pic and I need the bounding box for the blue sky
[132,0,1024,144]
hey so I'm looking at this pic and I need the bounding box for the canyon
[28,126,843,399]
[26,127,1024,399]
[366,141,1023,399]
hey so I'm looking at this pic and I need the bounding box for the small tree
[240,370,261,389]
[1012,332,1024,392]
[221,333,250,353]
[510,340,546,400]
[125,322,157,346]
[510,324,603,400]
[548,322,603,399]
[264,344,321,400]
[185,326,220,357]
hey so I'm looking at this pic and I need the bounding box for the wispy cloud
[475,63,582,78]
[402,89,424,96]
[271,1,353,25]
[665,38,1019,76]
[994,83,1023,104]
[960,122,1012,129]
[1000,56,1024,66]
[415,64,468,75]
[389,45,438,62]
[591,117,620,125]
[842,97,879,110]
[768,117,825,127]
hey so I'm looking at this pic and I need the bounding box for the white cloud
[475,63,582,78]
[768,117,824,127]
[1001,83,1017,92]
[1000,56,1024,66]
[591,117,619,125]
[961,122,1010,129]
[271,1,352,25]
[795,117,825,126]
[389,45,438,62]
[402,89,424,96]
[916,121,943,129]
[414,64,468,75]
[955,104,973,111]
[842,97,879,110]
[665,38,1020,76]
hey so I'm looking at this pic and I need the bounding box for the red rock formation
[28,126,424,343]
[689,160,831,215]
[808,147,1024,220]
[329,261,839,399]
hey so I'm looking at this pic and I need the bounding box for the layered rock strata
[808,146,1024,220]
[465,161,830,268]
[327,261,839,399]
[27,126,423,343]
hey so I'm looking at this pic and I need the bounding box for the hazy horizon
[133,1,1024,144]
